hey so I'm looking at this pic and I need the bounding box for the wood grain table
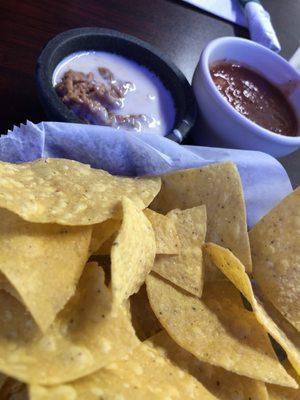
[0,0,299,185]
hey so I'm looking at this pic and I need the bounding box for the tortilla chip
[267,360,300,399]
[89,218,120,254]
[29,341,218,400]
[150,162,252,273]
[96,209,180,257]
[252,287,296,361]
[111,197,156,306]
[204,242,300,378]
[255,286,300,355]
[146,273,296,386]
[30,385,76,400]
[0,158,161,225]
[150,331,269,400]
[130,285,162,341]
[153,206,206,296]
[0,208,91,333]
[0,263,139,385]
[250,187,300,332]
[144,209,180,254]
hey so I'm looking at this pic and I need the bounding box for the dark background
[0,0,299,183]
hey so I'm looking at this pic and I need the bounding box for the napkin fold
[244,1,281,52]
[182,0,281,52]
[0,121,292,228]
[183,0,247,27]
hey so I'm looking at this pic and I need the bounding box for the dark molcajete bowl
[36,27,197,142]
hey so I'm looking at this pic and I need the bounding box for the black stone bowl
[36,27,197,142]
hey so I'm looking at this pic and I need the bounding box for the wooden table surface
[0,0,299,185]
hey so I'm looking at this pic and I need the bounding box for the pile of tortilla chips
[0,158,299,400]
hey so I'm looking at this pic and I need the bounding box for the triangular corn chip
[0,263,138,385]
[146,273,296,387]
[153,206,206,296]
[111,197,156,306]
[204,242,300,378]
[150,331,269,400]
[144,208,180,254]
[151,162,252,272]
[0,208,91,333]
[250,187,300,331]
[0,158,161,225]
[29,341,218,400]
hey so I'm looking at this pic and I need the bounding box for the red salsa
[210,61,298,136]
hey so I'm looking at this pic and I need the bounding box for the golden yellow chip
[150,162,252,273]
[267,360,300,399]
[153,206,206,296]
[146,273,296,386]
[150,331,269,400]
[29,341,218,400]
[204,242,300,378]
[0,263,139,385]
[111,197,156,306]
[130,284,162,341]
[2,157,299,397]
[89,218,120,254]
[250,187,300,332]
[255,286,300,355]
[144,208,180,254]
[0,208,91,333]
[0,158,161,225]
[95,209,180,257]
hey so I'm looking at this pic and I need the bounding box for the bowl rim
[36,27,197,142]
[200,36,300,145]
